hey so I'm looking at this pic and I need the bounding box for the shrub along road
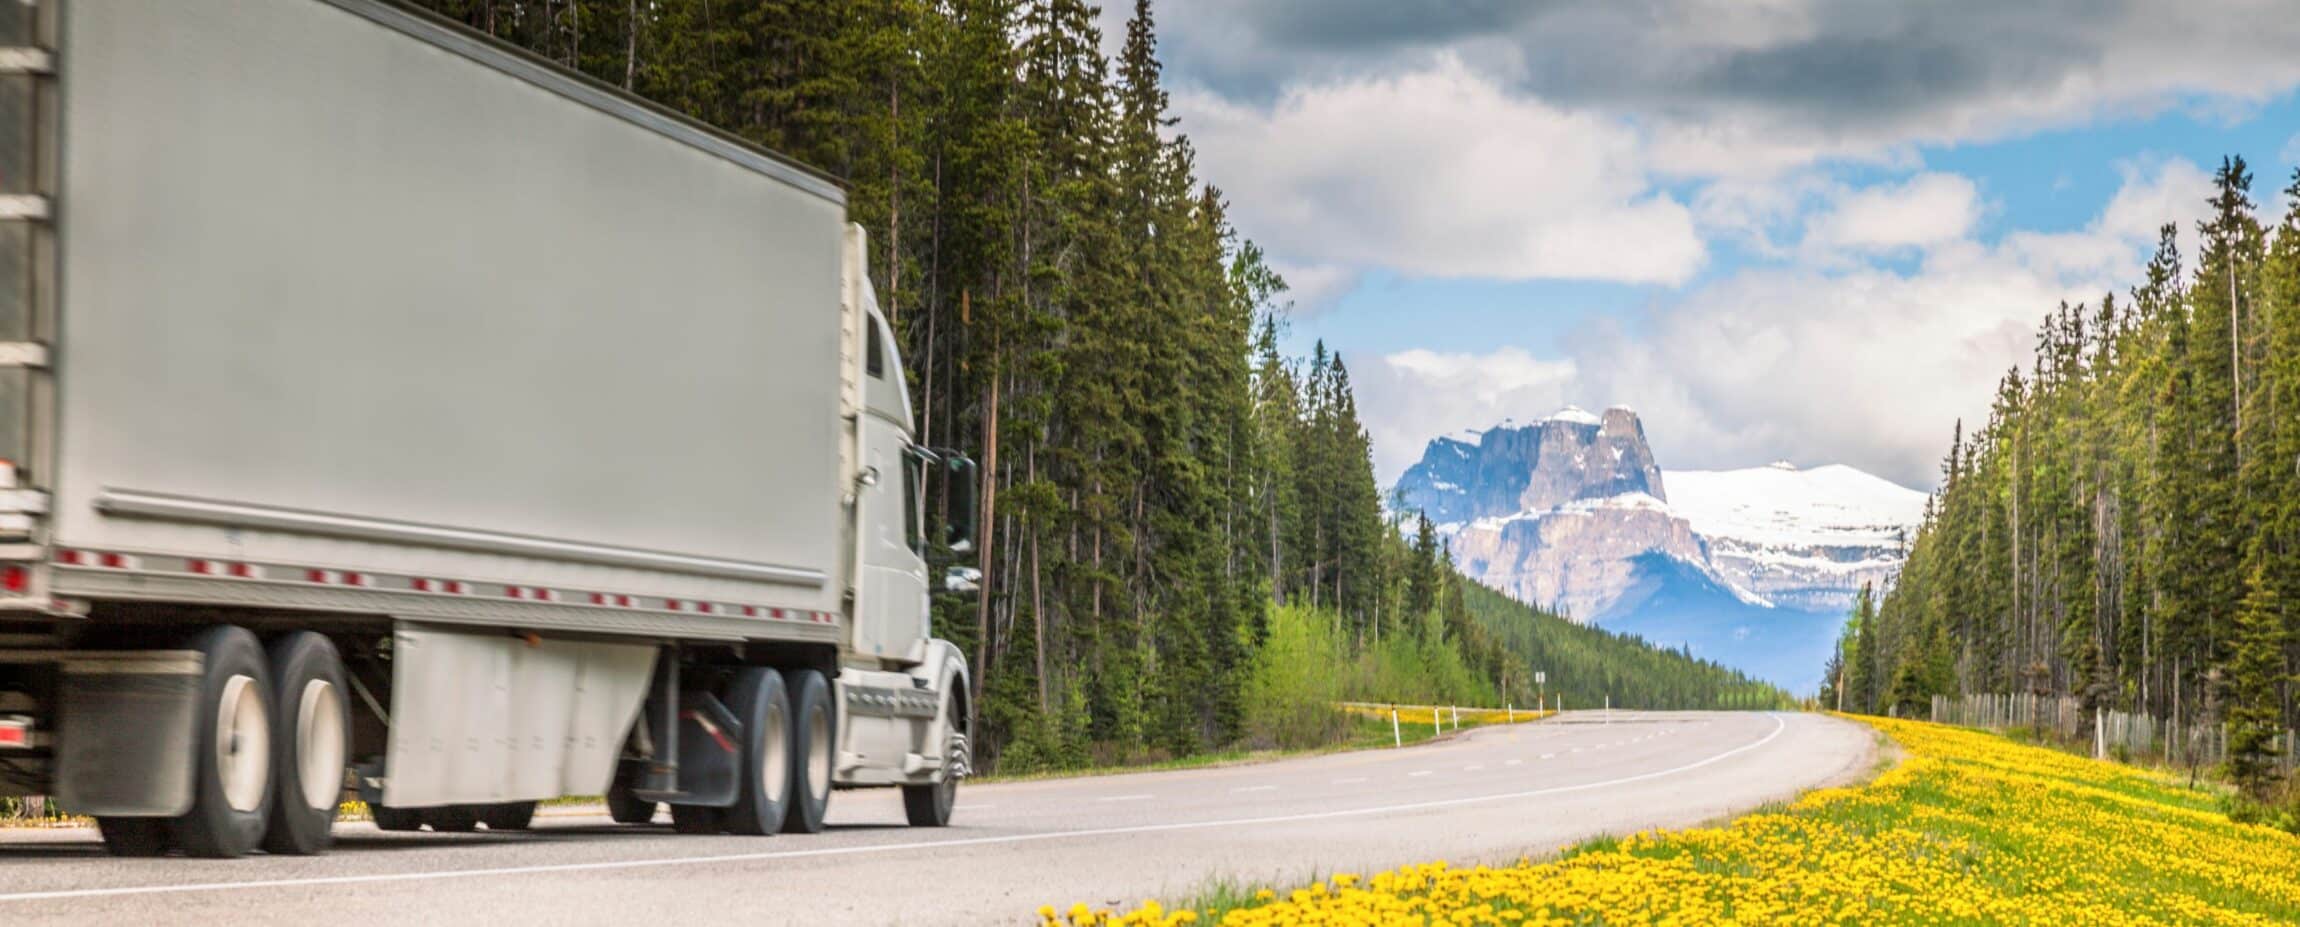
[0,711,1871,925]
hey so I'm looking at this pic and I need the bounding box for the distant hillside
[1455,576,1790,711]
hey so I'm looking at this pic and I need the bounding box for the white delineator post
[1392,708,1402,748]
[1605,694,1610,724]
[1451,705,1459,729]
[1507,704,1514,723]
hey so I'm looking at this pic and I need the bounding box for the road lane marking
[1231,786,1277,793]
[1096,794,1154,803]
[1331,777,1368,785]
[1503,759,1522,767]
[1407,770,1433,778]
[0,715,1794,905]
[1540,753,1556,759]
[1464,765,1483,772]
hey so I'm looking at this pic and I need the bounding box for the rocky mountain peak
[1395,406,1665,526]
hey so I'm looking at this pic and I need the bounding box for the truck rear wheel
[95,816,172,856]
[782,669,831,835]
[605,783,657,824]
[168,625,276,858]
[370,805,424,832]
[423,805,480,832]
[668,803,721,833]
[261,632,348,855]
[723,667,790,836]
[479,801,537,831]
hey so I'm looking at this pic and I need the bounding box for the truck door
[854,316,928,662]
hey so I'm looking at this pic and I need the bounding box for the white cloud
[1268,259,1361,315]
[1151,1,2300,183]
[1174,59,1705,286]
[1357,160,2220,488]
[1357,347,1576,479]
[1802,173,1981,254]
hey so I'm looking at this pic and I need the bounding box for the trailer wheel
[424,805,480,832]
[261,633,348,855]
[167,625,275,858]
[781,669,832,835]
[902,697,964,828]
[370,805,423,832]
[95,817,172,856]
[604,783,657,824]
[479,801,537,831]
[668,803,721,834]
[723,667,790,836]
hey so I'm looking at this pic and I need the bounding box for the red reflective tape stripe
[228,562,256,578]
[188,559,215,575]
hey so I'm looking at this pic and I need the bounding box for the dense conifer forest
[410,0,1785,771]
[1829,156,2300,796]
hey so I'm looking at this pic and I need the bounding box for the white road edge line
[1331,777,1368,785]
[1406,770,1433,778]
[1231,786,1277,793]
[0,714,1792,905]
[1096,794,1154,803]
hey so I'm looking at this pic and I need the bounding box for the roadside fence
[1930,692,2296,774]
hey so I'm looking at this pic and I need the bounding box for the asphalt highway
[0,710,1875,925]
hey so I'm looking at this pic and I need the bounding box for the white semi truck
[0,0,980,857]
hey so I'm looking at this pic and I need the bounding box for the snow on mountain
[1390,412,1928,688]
[1665,463,1925,549]
[1663,462,1926,612]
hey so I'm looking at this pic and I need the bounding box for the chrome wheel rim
[761,697,789,808]
[297,680,346,811]
[216,674,271,813]
[806,706,831,803]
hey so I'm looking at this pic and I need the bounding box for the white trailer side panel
[49,0,844,619]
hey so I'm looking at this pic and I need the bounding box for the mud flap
[54,652,203,816]
[635,692,743,807]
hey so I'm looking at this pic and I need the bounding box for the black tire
[604,783,657,824]
[902,696,964,828]
[668,803,721,834]
[782,669,832,835]
[261,633,348,855]
[723,667,790,836]
[370,805,424,832]
[95,816,172,857]
[424,805,480,833]
[478,801,537,831]
[168,625,275,858]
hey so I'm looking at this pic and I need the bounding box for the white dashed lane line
[1097,795,1154,803]
[1407,770,1433,778]
[1231,786,1277,794]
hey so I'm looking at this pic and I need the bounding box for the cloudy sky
[1109,0,2300,489]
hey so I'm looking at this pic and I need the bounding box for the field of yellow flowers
[1039,715,2300,926]
[1337,704,1549,729]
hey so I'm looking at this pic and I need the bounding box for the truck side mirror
[943,455,978,553]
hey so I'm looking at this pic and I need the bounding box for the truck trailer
[0,0,980,857]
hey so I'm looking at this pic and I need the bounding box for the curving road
[0,711,1874,925]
